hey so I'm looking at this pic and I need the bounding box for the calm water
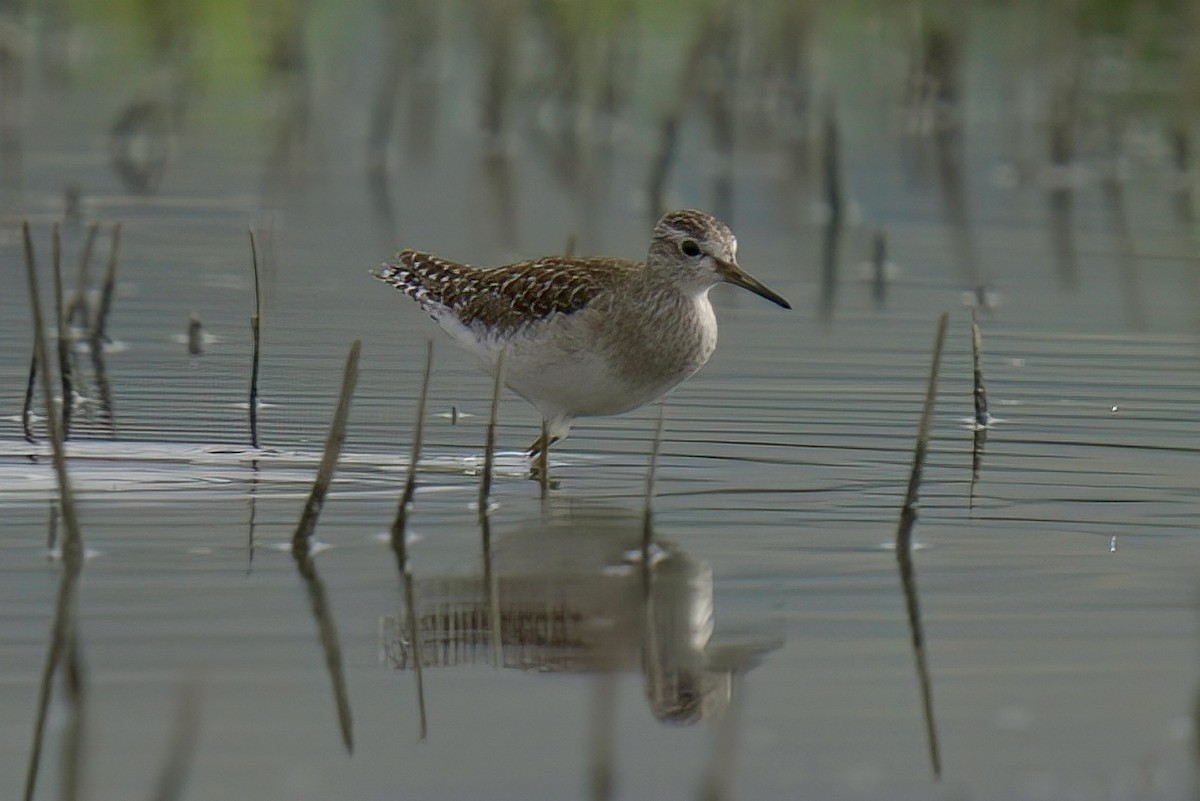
[2,3,1200,799]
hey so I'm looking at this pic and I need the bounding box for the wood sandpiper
[372,209,791,461]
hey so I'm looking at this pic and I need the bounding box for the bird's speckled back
[373,253,641,333]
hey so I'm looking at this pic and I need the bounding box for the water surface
[2,3,1199,799]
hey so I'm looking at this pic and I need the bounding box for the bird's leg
[525,432,560,459]
[526,429,560,486]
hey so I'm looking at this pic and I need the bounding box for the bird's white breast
[429,288,718,422]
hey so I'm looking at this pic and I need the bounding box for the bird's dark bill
[717,260,791,309]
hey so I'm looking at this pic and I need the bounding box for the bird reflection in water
[379,505,779,724]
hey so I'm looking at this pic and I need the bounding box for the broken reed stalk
[287,341,361,753]
[87,223,121,348]
[249,230,262,448]
[147,683,201,801]
[391,340,434,556]
[970,309,988,427]
[897,312,949,551]
[52,224,74,440]
[894,311,948,779]
[22,220,85,801]
[969,310,989,510]
[386,342,434,741]
[187,315,203,356]
[292,340,362,547]
[642,404,666,555]
[478,350,505,515]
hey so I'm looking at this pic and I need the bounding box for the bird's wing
[373,252,639,331]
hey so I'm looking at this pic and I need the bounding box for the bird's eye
[680,240,701,258]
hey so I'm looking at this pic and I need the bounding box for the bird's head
[649,209,791,309]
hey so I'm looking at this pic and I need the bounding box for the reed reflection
[290,533,354,753]
[287,341,361,754]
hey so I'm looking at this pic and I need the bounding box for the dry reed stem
[84,224,120,432]
[187,315,203,356]
[894,311,948,779]
[88,223,121,347]
[249,230,263,448]
[971,309,988,426]
[52,224,74,439]
[23,221,81,546]
[22,220,85,801]
[386,342,434,741]
[969,309,989,509]
[292,340,361,546]
[65,222,99,329]
[288,340,361,754]
[391,340,433,554]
